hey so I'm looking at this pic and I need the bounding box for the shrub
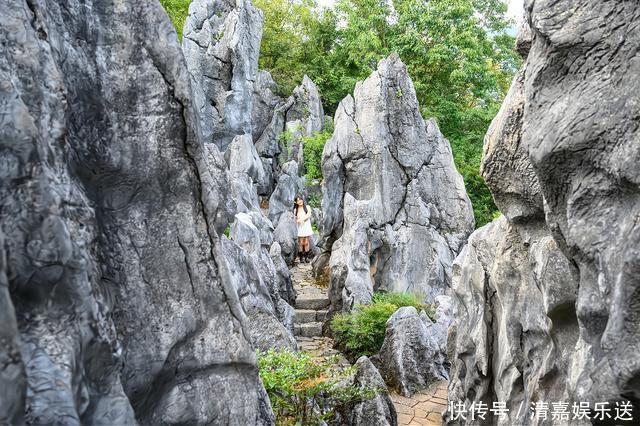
[302,130,332,181]
[331,292,433,360]
[307,193,321,208]
[257,349,376,425]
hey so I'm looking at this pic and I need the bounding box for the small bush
[307,193,321,208]
[302,130,332,181]
[331,292,433,360]
[258,349,376,425]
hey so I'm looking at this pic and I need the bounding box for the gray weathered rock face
[447,3,640,423]
[182,0,298,353]
[254,75,325,195]
[0,0,271,424]
[285,75,325,137]
[183,0,263,149]
[224,214,297,351]
[320,54,474,313]
[335,357,398,426]
[373,300,452,397]
[0,234,24,425]
[252,70,282,142]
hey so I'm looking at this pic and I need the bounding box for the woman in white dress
[293,195,313,263]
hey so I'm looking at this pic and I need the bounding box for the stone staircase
[294,296,328,338]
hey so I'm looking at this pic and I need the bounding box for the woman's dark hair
[293,195,308,215]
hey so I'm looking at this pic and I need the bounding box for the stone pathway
[290,261,448,425]
[391,381,448,426]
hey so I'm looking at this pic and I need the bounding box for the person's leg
[303,237,311,262]
[297,237,304,263]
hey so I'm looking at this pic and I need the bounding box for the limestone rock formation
[254,75,325,195]
[252,70,282,142]
[335,357,398,426]
[447,4,640,423]
[268,161,307,265]
[183,0,263,149]
[0,0,271,424]
[224,214,297,351]
[373,300,452,397]
[320,54,474,313]
[285,75,325,137]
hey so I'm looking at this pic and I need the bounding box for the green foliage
[159,0,191,40]
[307,193,321,208]
[258,349,376,425]
[224,225,231,238]
[302,129,332,181]
[331,292,433,360]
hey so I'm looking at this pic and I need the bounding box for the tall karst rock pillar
[447,1,640,424]
[319,54,474,314]
[0,0,269,424]
[182,0,263,150]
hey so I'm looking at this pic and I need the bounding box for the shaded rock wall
[447,2,640,423]
[319,54,474,313]
[0,0,269,424]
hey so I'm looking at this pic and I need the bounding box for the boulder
[447,5,640,423]
[0,234,25,425]
[270,242,296,305]
[373,305,450,397]
[273,212,299,266]
[0,0,270,423]
[254,75,325,196]
[320,54,474,314]
[524,0,640,410]
[183,0,263,149]
[335,357,398,426]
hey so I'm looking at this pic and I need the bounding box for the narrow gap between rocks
[290,261,449,426]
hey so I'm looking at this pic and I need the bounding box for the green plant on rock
[306,193,321,208]
[159,0,191,40]
[302,129,332,181]
[257,349,376,425]
[331,292,433,361]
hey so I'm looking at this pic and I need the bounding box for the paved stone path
[290,261,448,425]
[291,261,348,365]
[391,381,448,426]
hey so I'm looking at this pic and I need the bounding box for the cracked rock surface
[319,54,474,313]
[447,3,640,423]
[373,297,453,398]
[183,0,263,150]
[0,0,271,424]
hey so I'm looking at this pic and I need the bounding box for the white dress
[296,207,313,237]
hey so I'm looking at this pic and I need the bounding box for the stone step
[295,295,330,310]
[295,309,329,323]
[294,322,323,338]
